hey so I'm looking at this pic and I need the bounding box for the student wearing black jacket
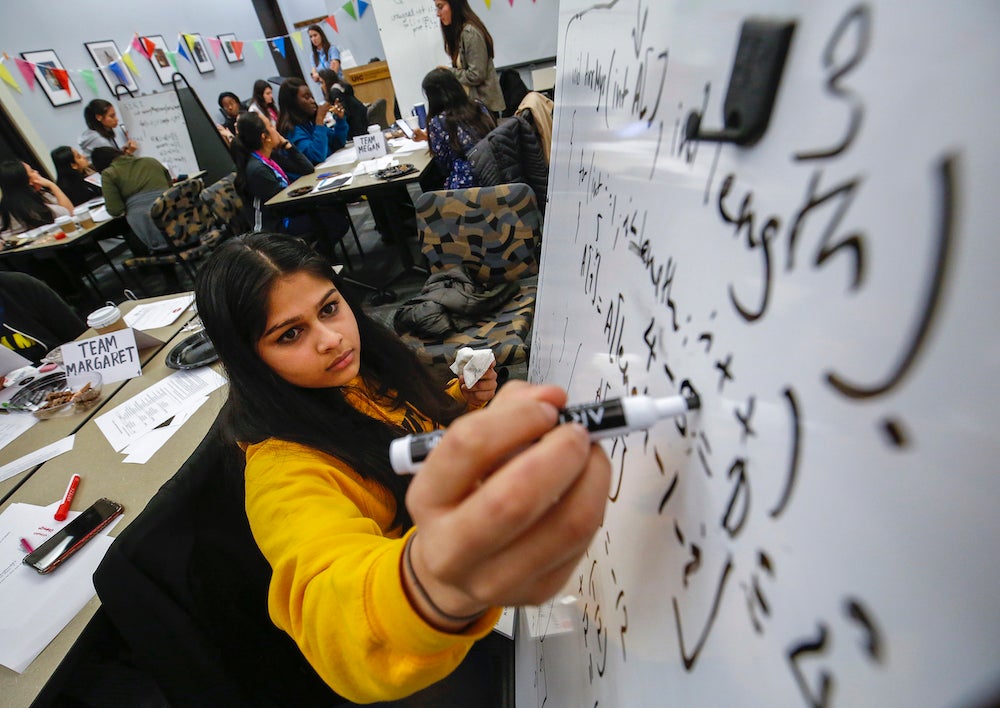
[0,272,86,363]
[51,145,102,206]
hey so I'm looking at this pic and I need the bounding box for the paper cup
[87,304,127,334]
[74,207,95,229]
[55,215,77,233]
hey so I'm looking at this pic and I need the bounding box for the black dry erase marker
[389,392,700,474]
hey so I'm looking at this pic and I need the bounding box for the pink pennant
[207,37,222,58]
[14,58,36,90]
[131,35,149,58]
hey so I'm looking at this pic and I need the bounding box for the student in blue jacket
[276,78,348,165]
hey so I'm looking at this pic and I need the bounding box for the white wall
[0,1,283,165]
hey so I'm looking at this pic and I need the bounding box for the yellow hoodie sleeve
[245,438,501,703]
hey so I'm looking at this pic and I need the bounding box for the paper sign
[355,131,387,161]
[61,329,142,384]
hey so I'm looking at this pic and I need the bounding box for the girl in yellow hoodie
[194,233,610,703]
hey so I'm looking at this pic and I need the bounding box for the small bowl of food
[9,371,103,420]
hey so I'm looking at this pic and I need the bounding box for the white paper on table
[386,138,426,154]
[353,156,397,175]
[121,395,208,464]
[318,146,357,168]
[90,206,112,223]
[123,294,194,330]
[0,413,38,457]
[95,368,226,452]
[0,346,32,377]
[0,501,120,673]
[0,435,74,484]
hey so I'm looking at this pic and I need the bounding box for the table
[265,143,434,302]
[0,337,227,705]
[0,217,130,305]
[0,293,197,503]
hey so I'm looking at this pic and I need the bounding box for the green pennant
[254,39,267,59]
[80,68,99,94]
[342,1,357,20]
[168,52,179,72]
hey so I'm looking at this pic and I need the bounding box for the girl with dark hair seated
[276,77,348,165]
[317,69,368,139]
[421,67,496,189]
[193,233,609,704]
[50,146,102,206]
[91,146,171,252]
[248,79,279,125]
[0,160,74,235]
[79,99,137,159]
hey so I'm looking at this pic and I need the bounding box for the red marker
[54,474,81,521]
[20,537,34,553]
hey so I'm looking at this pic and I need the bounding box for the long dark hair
[308,24,331,68]
[83,99,114,139]
[0,160,53,232]
[422,68,495,154]
[51,146,90,203]
[251,79,274,113]
[230,113,268,201]
[276,78,312,136]
[440,0,494,63]
[195,234,465,530]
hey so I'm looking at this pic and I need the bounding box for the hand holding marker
[390,392,701,474]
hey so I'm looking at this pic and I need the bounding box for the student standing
[307,24,341,83]
[194,233,610,703]
[78,99,137,159]
[435,0,505,115]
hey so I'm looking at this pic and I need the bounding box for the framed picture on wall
[20,49,80,107]
[218,33,242,64]
[185,33,214,74]
[141,35,176,85]
[84,40,139,95]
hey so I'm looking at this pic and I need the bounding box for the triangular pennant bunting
[325,16,338,33]
[143,37,157,58]
[358,0,369,18]
[232,41,244,60]
[15,59,36,90]
[0,61,21,92]
[253,39,267,59]
[52,68,71,93]
[272,37,286,58]
[342,1,357,21]
[108,61,127,86]
[207,37,222,58]
[291,31,304,50]
[177,37,191,62]
[131,35,148,59]
[122,53,140,76]
[168,52,179,72]
[80,68,99,93]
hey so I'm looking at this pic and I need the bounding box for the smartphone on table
[23,498,124,574]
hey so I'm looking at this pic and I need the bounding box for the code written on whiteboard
[522,2,998,707]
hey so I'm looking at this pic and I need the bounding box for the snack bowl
[10,371,103,420]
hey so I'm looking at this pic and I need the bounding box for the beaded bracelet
[403,532,486,626]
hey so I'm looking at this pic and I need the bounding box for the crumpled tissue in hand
[449,347,495,388]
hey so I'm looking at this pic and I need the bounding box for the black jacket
[467,115,549,215]
[0,272,86,363]
[240,147,314,232]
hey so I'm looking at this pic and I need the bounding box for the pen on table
[54,473,81,521]
[390,392,701,474]
[20,537,34,553]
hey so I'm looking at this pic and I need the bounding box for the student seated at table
[421,68,496,189]
[0,159,73,235]
[194,233,610,704]
[276,78,348,165]
[51,146,102,206]
[248,79,279,125]
[317,69,368,139]
[218,91,244,137]
[91,146,170,253]
[0,271,86,363]
[79,99,137,160]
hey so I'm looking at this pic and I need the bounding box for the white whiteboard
[119,91,200,178]
[371,0,559,120]
[517,2,1000,707]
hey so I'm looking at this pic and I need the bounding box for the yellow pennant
[291,30,304,49]
[0,61,21,92]
[122,53,140,76]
